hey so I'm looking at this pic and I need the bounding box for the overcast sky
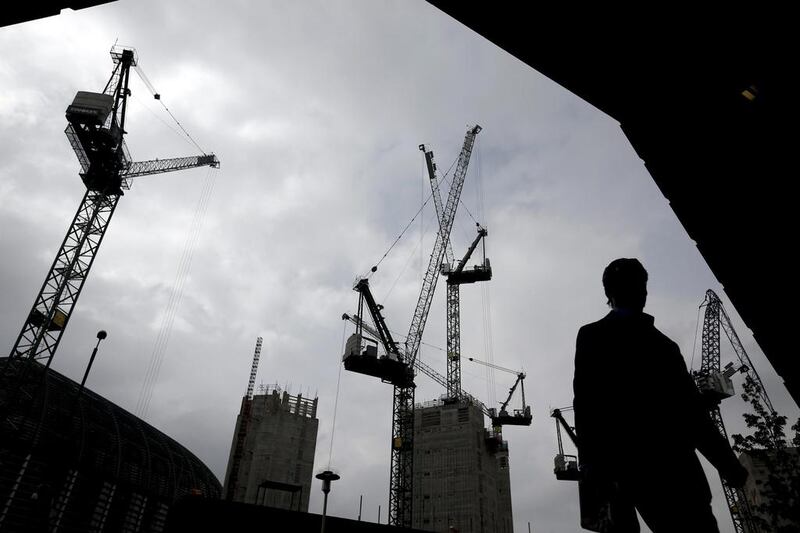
[1,3,797,532]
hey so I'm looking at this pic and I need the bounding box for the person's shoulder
[650,323,681,352]
[577,314,614,339]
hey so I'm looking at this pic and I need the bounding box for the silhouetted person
[573,258,748,532]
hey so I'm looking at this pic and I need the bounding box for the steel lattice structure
[699,290,766,533]
[420,141,491,401]
[390,125,480,527]
[6,46,219,377]
[445,284,462,398]
[9,191,119,367]
[342,126,481,528]
[420,147,461,400]
[403,125,480,363]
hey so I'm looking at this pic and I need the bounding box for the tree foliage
[731,376,800,532]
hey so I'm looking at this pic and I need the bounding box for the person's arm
[573,326,604,473]
[674,348,748,487]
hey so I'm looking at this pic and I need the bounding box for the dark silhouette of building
[166,496,432,533]
[0,357,221,532]
[426,3,797,406]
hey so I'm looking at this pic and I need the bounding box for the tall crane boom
[419,146,454,265]
[421,143,491,400]
[6,46,219,376]
[696,289,768,533]
[341,126,481,528]
[392,125,480,527]
[404,125,481,364]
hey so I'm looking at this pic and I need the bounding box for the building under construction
[222,385,319,511]
[412,399,513,533]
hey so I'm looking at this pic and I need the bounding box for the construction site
[0,4,797,533]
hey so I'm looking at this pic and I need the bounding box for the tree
[731,376,800,532]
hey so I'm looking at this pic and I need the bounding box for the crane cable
[690,303,704,372]
[129,93,195,150]
[472,143,497,406]
[366,147,481,277]
[135,166,218,419]
[133,64,207,155]
[380,159,442,303]
[326,320,348,469]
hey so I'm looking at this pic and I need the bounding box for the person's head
[602,258,648,311]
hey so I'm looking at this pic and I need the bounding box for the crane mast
[6,46,219,377]
[391,125,479,527]
[444,228,490,398]
[696,289,771,533]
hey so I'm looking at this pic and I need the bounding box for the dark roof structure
[0,358,221,532]
[166,496,431,533]
[0,1,116,28]
[427,4,797,405]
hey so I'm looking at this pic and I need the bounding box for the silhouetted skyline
[1,4,797,532]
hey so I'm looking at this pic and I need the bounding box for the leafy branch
[731,376,800,532]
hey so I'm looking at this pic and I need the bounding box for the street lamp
[315,469,340,533]
[75,330,108,405]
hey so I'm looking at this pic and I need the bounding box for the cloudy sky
[1,3,797,532]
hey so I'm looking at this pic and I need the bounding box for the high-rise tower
[412,399,513,533]
[223,386,319,511]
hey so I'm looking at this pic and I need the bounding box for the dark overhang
[0,1,117,28]
[427,3,796,405]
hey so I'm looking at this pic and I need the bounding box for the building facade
[739,448,799,531]
[223,386,318,511]
[412,399,513,533]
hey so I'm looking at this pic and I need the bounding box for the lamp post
[74,330,107,407]
[315,469,340,533]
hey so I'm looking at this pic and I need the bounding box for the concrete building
[739,448,799,530]
[223,385,319,511]
[412,399,513,533]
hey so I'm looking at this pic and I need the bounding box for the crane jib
[405,125,481,363]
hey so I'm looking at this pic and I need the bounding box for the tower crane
[342,312,488,416]
[420,144,491,400]
[342,125,480,527]
[467,357,532,428]
[5,46,219,377]
[551,407,580,481]
[694,289,774,533]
